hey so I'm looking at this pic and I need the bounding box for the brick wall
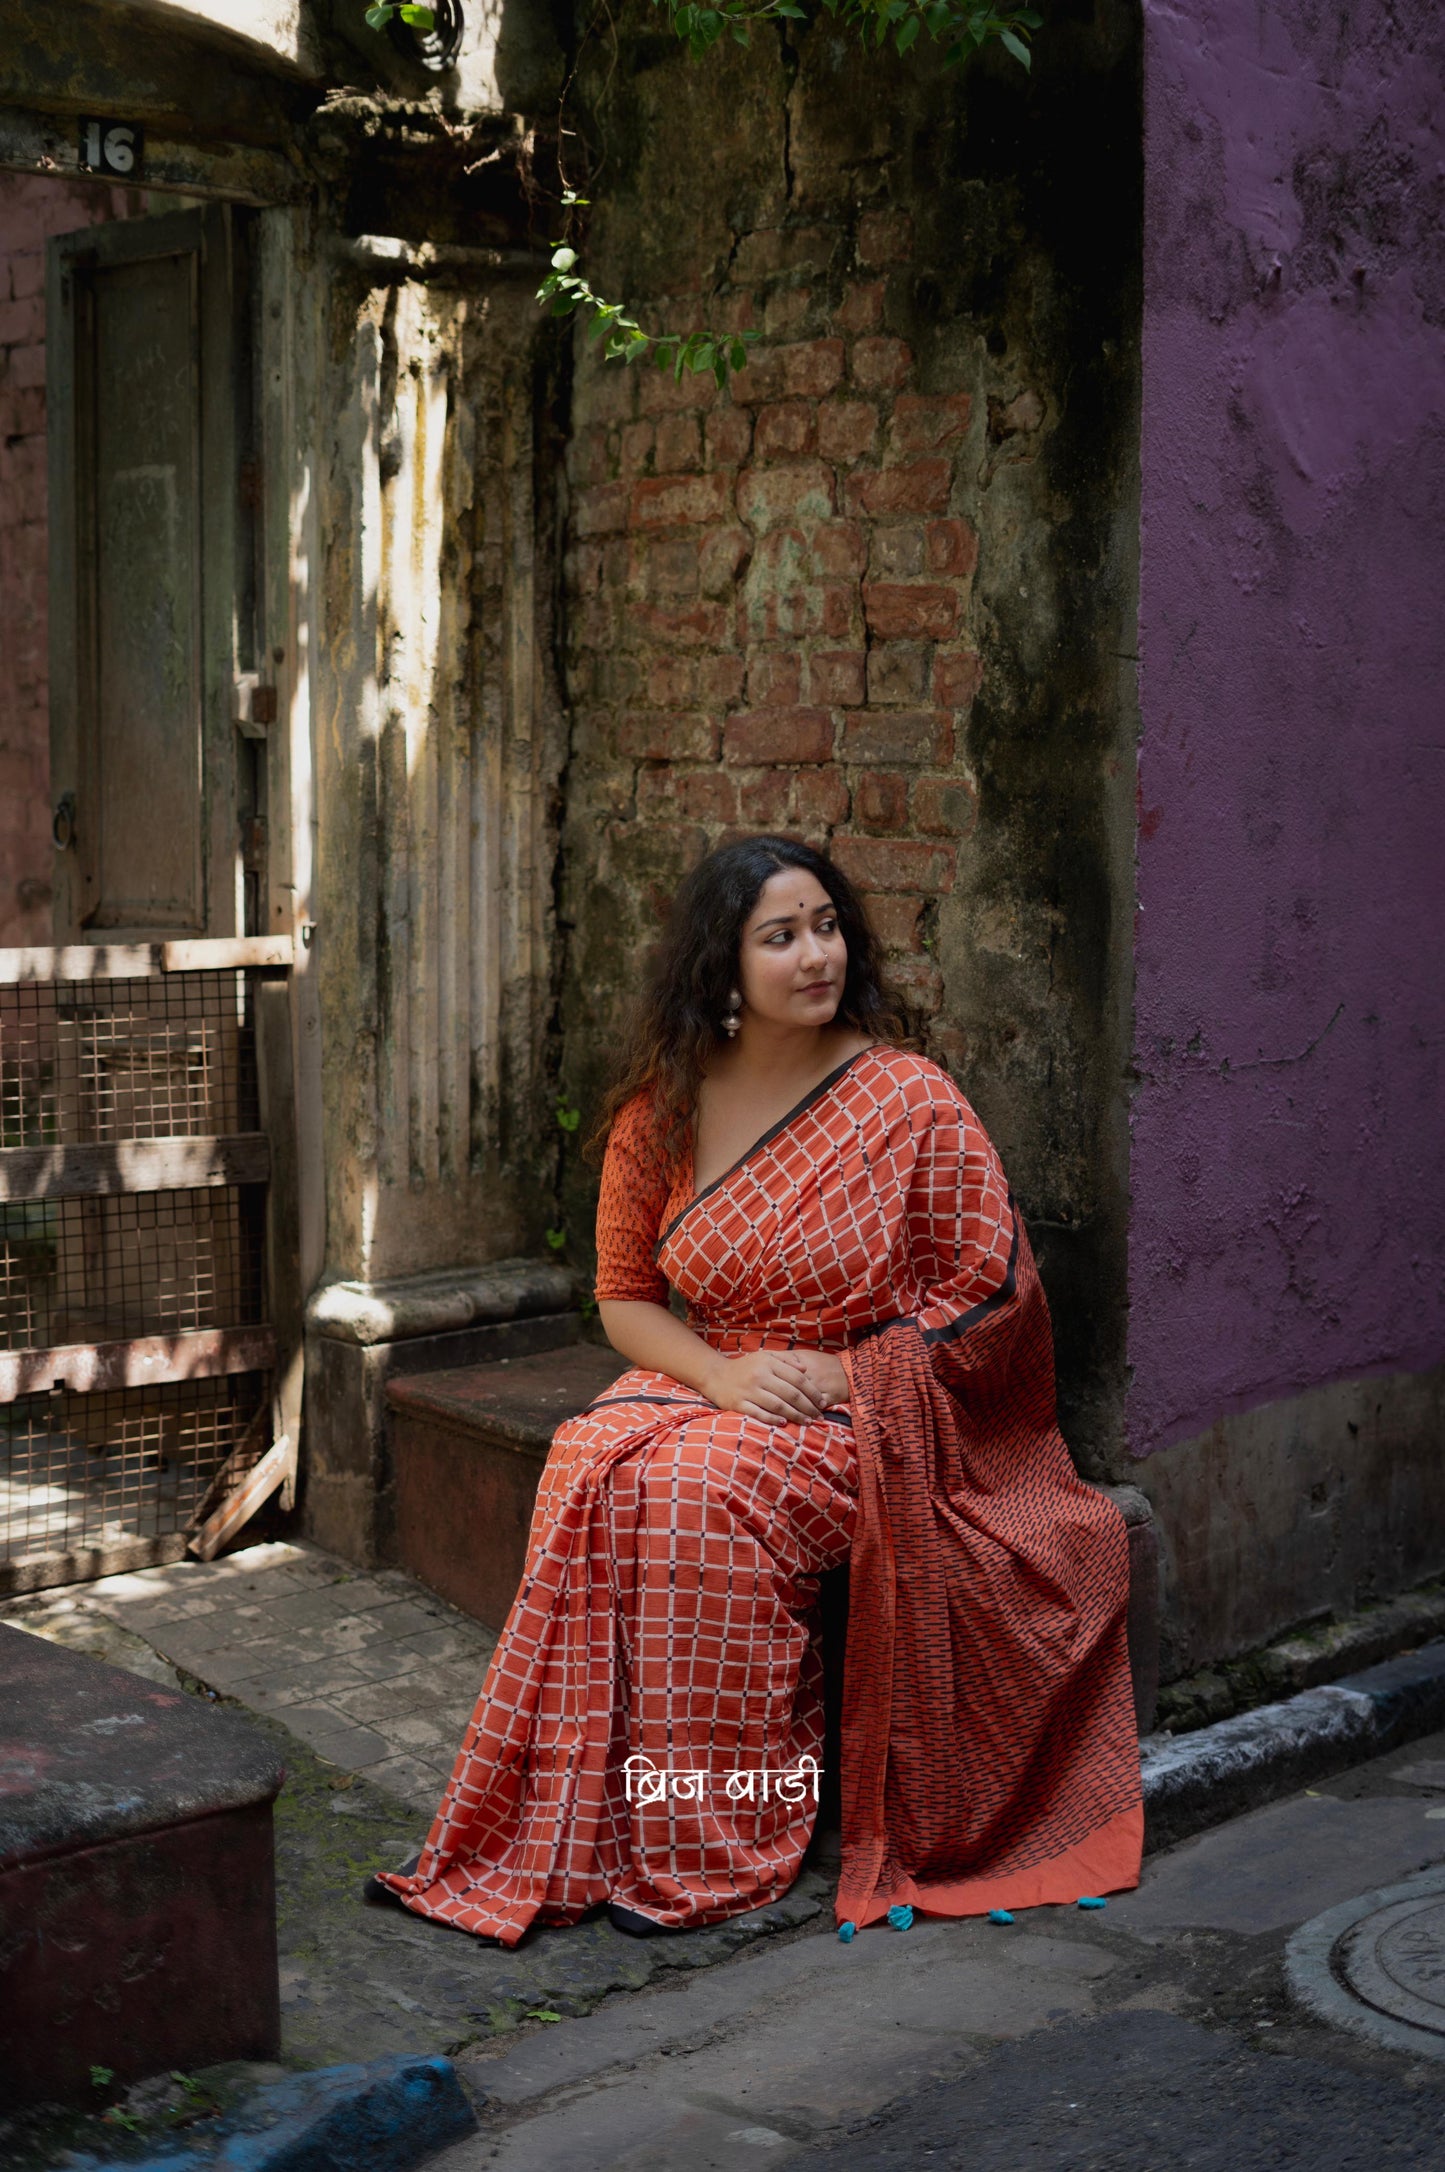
[0,173,134,947]
[564,208,981,1040]
[557,15,1143,1469]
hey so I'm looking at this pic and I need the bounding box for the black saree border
[921,1194,1020,1346]
[653,1044,884,1258]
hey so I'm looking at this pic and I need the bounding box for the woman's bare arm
[599,1299,842,1424]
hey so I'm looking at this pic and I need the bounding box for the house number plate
[79,119,144,178]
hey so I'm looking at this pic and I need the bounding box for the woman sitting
[375,834,1142,1943]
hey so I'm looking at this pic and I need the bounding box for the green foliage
[537,228,760,384]
[554,1098,582,1134]
[89,2068,114,2090]
[524,2006,564,2022]
[363,3,435,28]
[544,1226,568,1251]
[651,0,1041,69]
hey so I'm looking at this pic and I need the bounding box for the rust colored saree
[378,1047,1141,1943]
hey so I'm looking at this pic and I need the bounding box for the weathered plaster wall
[1131,1,1445,1655]
[555,8,1143,1469]
[0,172,135,948]
[1132,3,1445,1446]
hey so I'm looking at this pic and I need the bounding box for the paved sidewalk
[1,1539,497,1815]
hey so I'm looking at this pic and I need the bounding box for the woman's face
[735,869,847,1032]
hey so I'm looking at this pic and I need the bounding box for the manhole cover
[1287,1865,1445,2060]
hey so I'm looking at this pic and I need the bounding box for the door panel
[48,204,242,943]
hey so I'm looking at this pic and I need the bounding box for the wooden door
[46,201,254,943]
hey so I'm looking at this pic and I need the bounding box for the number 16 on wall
[79,120,144,178]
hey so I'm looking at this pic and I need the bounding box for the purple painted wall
[1130,0,1445,1455]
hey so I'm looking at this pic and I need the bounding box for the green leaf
[895,13,920,53]
[999,25,1030,65]
[555,1100,581,1132]
[551,245,578,271]
[398,3,435,24]
[90,2067,114,2090]
[364,3,393,25]
[525,2008,564,2023]
[544,1227,567,1251]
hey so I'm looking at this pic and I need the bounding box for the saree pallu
[378,1046,1141,1943]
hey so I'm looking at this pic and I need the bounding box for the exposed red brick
[865,644,930,705]
[754,401,818,462]
[565,541,604,594]
[739,769,792,825]
[850,337,913,392]
[738,461,837,529]
[933,648,984,708]
[925,519,979,579]
[706,407,754,468]
[698,653,747,705]
[855,771,909,832]
[791,768,851,827]
[724,707,835,765]
[817,400,879,465]
[928,1022,970,1074]
[747,652,803,706]
[863,892,926,947]
[840,710,953,765]
[763,286,814,338]
[573,481,630,537]
[732,226,836,280]
[887,394,973,457]
[913,774,980,838]
[868,523,926,577]
[566,425,614,488]
[862,582,960,641]
[857,209,913,268]
[638,767,740,823]
[632,600,729,647]
[630,533,700,598]
[638,363,720,416]
[781,338,846,397]
[646,656,697,705]
[614,711,722,761]
[808,520,867,577]
[808,650,866,705]
[654,412,702,472]
[831,835,955,894]
[631,471,734,529]
[699,524,753,595]
[835,280,885,334]
[574,360,635,425]
[819,585,858,640]
[845,461,952,516]
[620,419,655,471]
[715,289,760,333]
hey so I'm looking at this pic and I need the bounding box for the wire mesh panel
[0,960,275,1585]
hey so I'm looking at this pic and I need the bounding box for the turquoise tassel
[1076,1896,1107,1910]
[838,1920,857,1942]
[887,1903,914,1931]
[987,1908,1015,1925]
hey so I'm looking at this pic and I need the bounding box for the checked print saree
[378,1046,1141,1943]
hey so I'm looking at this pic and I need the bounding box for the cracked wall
[553,5,1143,1475]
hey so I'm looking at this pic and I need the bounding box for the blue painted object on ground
[887,1904,914,1931]
[987,1908,1015,1925]
[838,1920,857,1942]
[1077,1896,1108,1910]
[65,2055,477,2172]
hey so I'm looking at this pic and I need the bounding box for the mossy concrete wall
[554,6,1143,1473]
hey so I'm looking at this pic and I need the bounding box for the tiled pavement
[0,1539,496,1815]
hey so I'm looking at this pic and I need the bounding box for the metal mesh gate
[0,939,293,1594]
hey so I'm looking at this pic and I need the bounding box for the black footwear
[607,1901,686,1939]
[361,1851,421,1907]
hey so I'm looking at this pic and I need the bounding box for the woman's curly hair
[588,834,917,1165]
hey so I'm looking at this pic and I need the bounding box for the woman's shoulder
[607,1086,665,1156]
[858,1043,969,1112]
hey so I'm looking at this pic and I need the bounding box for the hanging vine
[362,1,1041,379]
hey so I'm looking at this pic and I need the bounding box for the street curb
[1285,1863,1445,2061]
[67,2055,478,2172]
[1141,1637,1445,1851]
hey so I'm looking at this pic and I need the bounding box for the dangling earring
[721,989,742,1038]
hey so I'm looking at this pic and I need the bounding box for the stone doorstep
[0,1626,286,2108]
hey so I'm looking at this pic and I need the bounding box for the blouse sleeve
[593,1091,673,1306]
[906,1081,1027,1394]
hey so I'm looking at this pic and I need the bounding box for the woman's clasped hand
[702,1347,850,1424]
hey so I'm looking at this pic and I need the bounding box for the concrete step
[385,1345,626,1628]
[0,1623,285,2106]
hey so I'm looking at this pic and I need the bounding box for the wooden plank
[162,936,294,973]
[0,1325,275,1404]
[0,1534,190,1599]
[0,1134,270,1202]
[185,1402,272,1539]
[0,944,158,984]
[189,1434,291,1562]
